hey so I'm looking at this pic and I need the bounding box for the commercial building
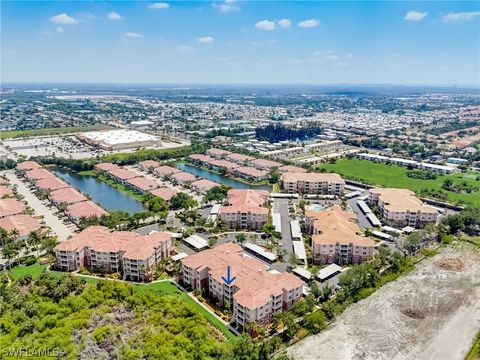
[307,205,375,265]
[54,226,172,281]
[76,129,160,151]
[219,189,269,230]
[281,172,345,195]
[369,188,439,228]
[181,243,304,331]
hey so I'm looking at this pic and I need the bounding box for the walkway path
[5,171,72,241]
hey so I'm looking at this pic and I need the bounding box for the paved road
[5,171,72,241]
[273,198,294,260]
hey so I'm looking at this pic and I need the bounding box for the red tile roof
[0,186,14,198]
[107,168,139,181]
[49,187,88,205]
[149,187,178,201]
[16,161,42,171]
[154,165,181,177]
[0,215,42,237]
[55,226,171,261]
[67,201,107,220]
[182,243,303,310]
[191,179,219,192]
[126,176,160,191]
[221,189,269,215]
[138,160,160,170]
[171,171,197,183]
[0,198,25,218]
[94,162,121,172]
[25,168,55,181]
[35,177,70,191]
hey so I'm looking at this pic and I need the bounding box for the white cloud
[277,18,291,28]
[107,11,124,21]
[214,0,239,13]
[298,19,319,28]
[286,58,302,64]
[56,27,64,33]
[124,32,143,38]
[324,55,339,60]
[255,20,275,31]
[404,11,427,21]
[50,13,78,25]
[197,36,214,44]
[315,50,334,55]
[442,11,480,22]
[149,3,170,10]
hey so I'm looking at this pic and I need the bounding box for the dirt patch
[400,308,426,320]
[435,257,465,272]
[287,246,480,360]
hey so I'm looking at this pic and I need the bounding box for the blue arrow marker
[221,265,236,285]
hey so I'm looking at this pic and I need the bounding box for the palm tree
[0,228,11,246]
[2,242,18,269]
[28,230,43,257]
[9,229,20,243]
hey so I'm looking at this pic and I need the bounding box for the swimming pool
[308,204,325,211]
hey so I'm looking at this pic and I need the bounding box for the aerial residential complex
[281,172,345,195]
[368,188,439,228]
[307,205,375,265]
[54,226,172,281]
[219,189,269,230]
[181,242,304,331]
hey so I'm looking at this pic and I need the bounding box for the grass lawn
[10,262,48,280]
[317,158,480,206]
[460,234,480,248]
[466,331,480,360]
[0,124,115,139]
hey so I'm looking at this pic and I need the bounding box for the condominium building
[206,148,232,159]
[233,166,268,181]
[106,168,139,184]
[369,188,439,228]
[307,205,375,265]
[219,189,269,230]
[181,243,304,331]
[54,226,172,281]
[281,172,345,195]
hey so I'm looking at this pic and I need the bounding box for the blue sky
[1,1,479,84]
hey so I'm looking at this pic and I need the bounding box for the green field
[9,264,235,340]
[0,124,115,139]
[10,262,48,280]
[317,158,480,206]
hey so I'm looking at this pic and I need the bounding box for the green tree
[303,311,327,334]
[170,192,198,210]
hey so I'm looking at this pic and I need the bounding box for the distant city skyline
[1,1,480,85]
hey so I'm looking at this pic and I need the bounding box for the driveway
[5,171,72,241]
[273,198,294,260]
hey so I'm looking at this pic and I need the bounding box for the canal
[177,163,271,190]
[54,169,145,214]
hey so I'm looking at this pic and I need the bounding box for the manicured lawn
[10,263,47,280]
[466,331,480,360]
[0,124,115,139]
[317,158,480,206]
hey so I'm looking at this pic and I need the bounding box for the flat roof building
[77,129,160,151]
[281,172,345,196]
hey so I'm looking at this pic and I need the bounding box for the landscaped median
[8,263,237,341]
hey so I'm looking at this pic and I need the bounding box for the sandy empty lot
[288,245,480,360]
